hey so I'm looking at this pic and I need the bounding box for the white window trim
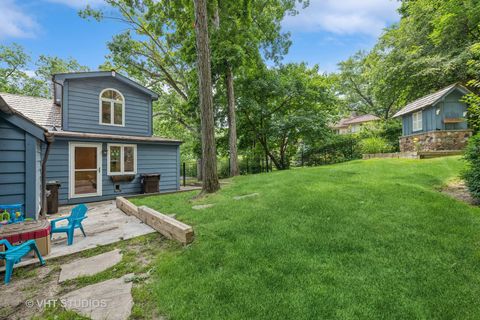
[107,144,137,176]
[99,88,125,127]
[68,142,103,199]
[412,111,423,132]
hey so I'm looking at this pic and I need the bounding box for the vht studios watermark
[25,298,109,309]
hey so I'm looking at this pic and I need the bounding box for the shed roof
[0,92,61,130]
[393,83,470,118]
[53,71,159,100]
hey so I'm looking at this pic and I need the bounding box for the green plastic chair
[0,239,45,285]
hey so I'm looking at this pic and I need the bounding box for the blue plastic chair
[50,204,88,246]
[0,239,45,285]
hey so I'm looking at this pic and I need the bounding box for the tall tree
[237,63,337,170]
[35,55,89,97]
[225,65,239,175]
[194,0,220,193]
[211,0,306,176]
[0,43,88,98]
[339,0,480,119]
[81,0,306,164]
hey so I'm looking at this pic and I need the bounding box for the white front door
[69,143,102,198]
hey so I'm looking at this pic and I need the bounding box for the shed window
[412,111,423,132]
[100,89,124,126]
[107,144,137,175]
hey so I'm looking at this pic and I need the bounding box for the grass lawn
[132,157,480,320]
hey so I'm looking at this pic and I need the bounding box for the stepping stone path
[59,249,122,283]
[233,193,259,200]
[192,204,215,210]
[60,273,134,320]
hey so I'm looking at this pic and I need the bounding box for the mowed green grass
[132,157,480,320]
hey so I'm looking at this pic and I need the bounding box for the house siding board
[65,77,152,136]
[25,133,37,218]
[443,91,468,130]
[44,138,180,205]
[402,114,412,135]
[0,116,39,218]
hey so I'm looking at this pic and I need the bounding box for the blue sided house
[393,83,473,152]
[0,71,181,219]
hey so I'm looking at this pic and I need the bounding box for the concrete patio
[0,200,155,271]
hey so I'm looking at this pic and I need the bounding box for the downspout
[40,132,54,219]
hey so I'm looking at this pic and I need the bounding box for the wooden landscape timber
[138,206,194,245]
[116,197,194,244]
[116,197,139,219]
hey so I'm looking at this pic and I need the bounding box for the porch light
[463,111,468,117]
[436,108,440,115]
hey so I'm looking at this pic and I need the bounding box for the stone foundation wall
[399,130,473,152]
[363,152,419,160]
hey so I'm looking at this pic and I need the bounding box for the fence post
[183,162,186,187]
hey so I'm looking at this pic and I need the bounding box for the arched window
[99,89,124,126]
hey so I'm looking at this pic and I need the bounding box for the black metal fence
[181,157,273,185]
[180,138,361,186]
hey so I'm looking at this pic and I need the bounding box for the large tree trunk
[213,1,239,177]
[225,66,239,176]
[194,0,220,194]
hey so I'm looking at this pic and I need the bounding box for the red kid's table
[0,220,51,258]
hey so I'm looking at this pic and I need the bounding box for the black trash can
[46,181,61,214]
[141,174,160,194]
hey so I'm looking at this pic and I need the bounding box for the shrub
[359,137,392,154]
[359,120,402,151]
[463,133,480,200]
[302,134,361,166]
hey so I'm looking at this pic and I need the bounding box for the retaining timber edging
[116,197,194,245]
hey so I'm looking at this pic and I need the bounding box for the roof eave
[53,71,159,100]
[50,131,183,144]
[0,95,15,114]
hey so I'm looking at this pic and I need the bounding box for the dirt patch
[0,264,61,320]
[0,233,169,319]
[441,180,479,206]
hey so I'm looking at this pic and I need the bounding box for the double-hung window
[100,89,124,126]
[107,144,137,175]
[412,111,423,132]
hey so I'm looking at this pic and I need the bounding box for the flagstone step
[60,273,133,320]
[58,249,122,283]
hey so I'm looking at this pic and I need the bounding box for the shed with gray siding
[393,83,473,152]
[394,83,470,135]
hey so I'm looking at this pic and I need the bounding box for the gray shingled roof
[344,114,380,125]
[393,83,470,118]
[332,114,380,128]
[0,92,61,130]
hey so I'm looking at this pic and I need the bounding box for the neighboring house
[0,71,181,219]
[393,83,473,152]
[332,114,380,134]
